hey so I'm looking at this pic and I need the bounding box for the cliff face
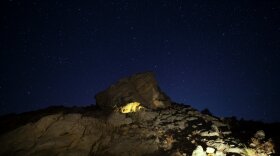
[0,72,277,156]
[95,72,171,110]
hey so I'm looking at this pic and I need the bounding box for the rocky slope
[0,72,277,156]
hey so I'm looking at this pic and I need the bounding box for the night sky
[1,0,280,122]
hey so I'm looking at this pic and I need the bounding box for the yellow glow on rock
[120,102,144,113]
[243,148,257,156]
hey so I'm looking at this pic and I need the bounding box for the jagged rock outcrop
[1,103,275,156]
[0,73,277,156]
[95,72,171,110]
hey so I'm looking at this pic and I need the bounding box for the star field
[0,0,280,122]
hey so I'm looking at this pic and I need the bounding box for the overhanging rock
[95,72,171,110]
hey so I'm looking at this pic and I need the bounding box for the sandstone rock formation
[0,73,277,156]
[1,103,276,156]
[95,72,171,110]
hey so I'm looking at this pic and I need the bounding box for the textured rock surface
[0,72,278,156]
[0,104,277,156]
[0,112,159,156]
[95,72,171,110]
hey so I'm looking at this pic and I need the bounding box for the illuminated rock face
[119,102,144,113]
[95,72,171,110]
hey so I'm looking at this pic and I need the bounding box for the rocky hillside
[0,72,278,156]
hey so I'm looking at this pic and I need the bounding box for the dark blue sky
[1,0,280,122]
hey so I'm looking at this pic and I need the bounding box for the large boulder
[95,72,171,110]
